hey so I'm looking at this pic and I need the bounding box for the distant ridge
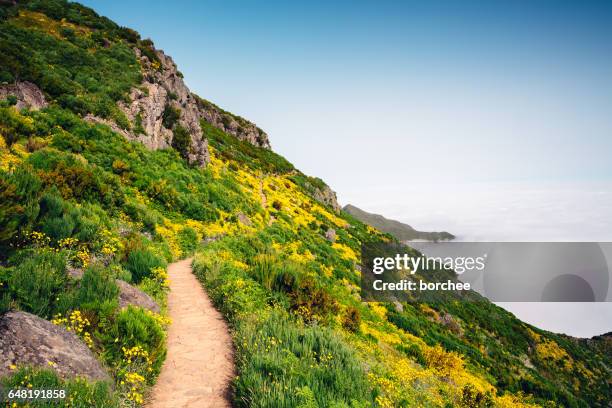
[343,204,455,242]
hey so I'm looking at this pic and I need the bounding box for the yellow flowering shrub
[360,322,402,345]
[369,302,388,320]
[51,310,94,349]
[144,310,172,327]
[528,329,573,371]
[118,345,153,406]
[331,242,358,262]
[13,10,90,38]
[0,135,21,171]
[155,219,182,258]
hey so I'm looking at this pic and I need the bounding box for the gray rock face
[0,311,110,381]
[115,48,209,167]
[115,279,160,313]
[119,81,173,150]
[193,95,271,149]
[99,44,271,167]
[312,184,341,213]
[325,228,337,242]
[0,81,47,110]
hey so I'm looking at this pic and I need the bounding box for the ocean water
[339,181,612,337]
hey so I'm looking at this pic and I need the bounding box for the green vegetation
[2,367,118,408]
[171,125,191,160]
[0,1,610,407]
[162,104,181,129]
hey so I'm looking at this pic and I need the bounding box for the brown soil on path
[147,258,234,408]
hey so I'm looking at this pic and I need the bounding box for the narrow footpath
[147,258,234,408]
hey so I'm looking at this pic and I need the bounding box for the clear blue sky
[77,1,612,336]
[79,0,612,193]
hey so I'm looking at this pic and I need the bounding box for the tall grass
[125,249,166,283]
[233,312,372,408]
[8,251,67,318]
[1,367,118,408]
[193,253,373,408]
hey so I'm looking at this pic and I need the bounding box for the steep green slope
[343,204,455,242]
[0,1,610,407]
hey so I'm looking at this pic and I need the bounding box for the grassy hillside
[0,1,610,407]
[343,204,455,242]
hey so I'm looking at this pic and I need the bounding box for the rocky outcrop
[99,43,271,167]
[439,312,463,336]
[193,96,270,148]
[312,184,341,212]
[0,311,110,381]
[325,228,337,242]
[0,81,47,110]
[115,48,209,166]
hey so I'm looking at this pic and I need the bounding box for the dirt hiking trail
[148,258,234,408]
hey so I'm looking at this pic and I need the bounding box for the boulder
[237,212,252,226]
[0,311,110,381]
[439,312,463,336]
[311,184,341,213]
[325,228,337,242]
[0,81,47,110]
[115,279,160,313]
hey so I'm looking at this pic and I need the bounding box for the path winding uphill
[148,258,234,408]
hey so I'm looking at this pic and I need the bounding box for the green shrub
[133,112,145,135]
[123,200,161,232]
[108,263,132,282]
[29,149,124,208]
[74,264,119,312]
[105,306,167,378]
[5,94,18,106]
[0,266,10,314]
[39,192,65,218]
[249,258,337,322]
[177,226,198,255]
[162,104,181,129]
[249,254,278,291]
[116,306,165,350]
[171,125,191,160]
[0,292,10,315]
[2,367,118,408]
[111,159,130,174]
[8,251,67,318]
[41,214,75,241]
[342,306,361,333]
[125,249,165,283]
[74,216,99,243]
[233,311,372,407]
[0,105,35,146]
[0,167,41,254]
